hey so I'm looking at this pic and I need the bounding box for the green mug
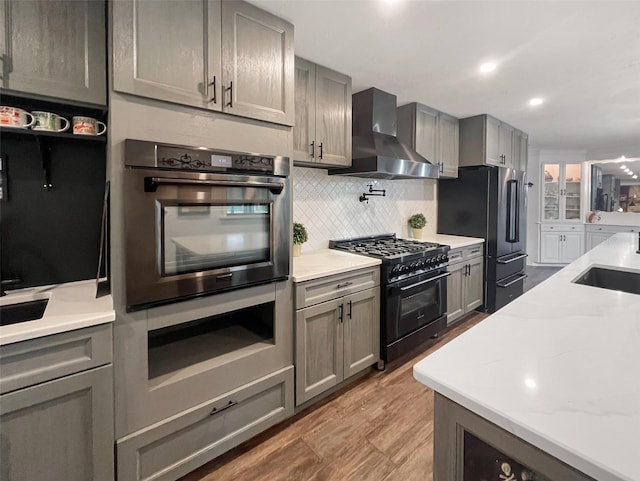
[32,111,70,133]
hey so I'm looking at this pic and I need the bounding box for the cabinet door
[519,132,528,172]
[562,232,584,262]
[113,0,218,110]
[438,112,459,178]
[540,232,563,263]
[343,287,379,379]
[2,0,106,105]
[464,256,484,312]
[587,232,613,251]
[542,163,561,221]
[563,163,583,221]
[446,262,465,325]
[414,104,439,163]
[221,1,294,125]
[0,366,114,481]
[499,122,514,167]
[295,298,343,405]
[485,116,502,166]
[293,57,316,163]
[315,64,352,167]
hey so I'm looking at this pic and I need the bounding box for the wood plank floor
[180,313,487,481]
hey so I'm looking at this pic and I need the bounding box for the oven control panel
[385,252,449,282]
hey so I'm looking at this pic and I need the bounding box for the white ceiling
[250,0,640,159]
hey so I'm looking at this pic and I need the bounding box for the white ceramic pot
[293,243,302,257]
[412,228,423,239]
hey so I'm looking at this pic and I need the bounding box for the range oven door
[384,269,449,346]
[123,168,290,311]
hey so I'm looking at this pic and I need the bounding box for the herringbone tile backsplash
[292,166,438,252]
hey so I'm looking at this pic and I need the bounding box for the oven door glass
[161,202,271,276]
[386,270,448,342]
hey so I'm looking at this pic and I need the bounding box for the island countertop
[0,279,115,346]
[414,233,640,481]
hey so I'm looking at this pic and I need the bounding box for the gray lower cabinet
[397,102,459,178]
[460,114,523,169]
[294,268,380,405]
[293,57,352,167]
[446,244,484,325]
[113,0,294,125]
[0,324,114,481]
[117,366,294,481]
[0,0,106,105]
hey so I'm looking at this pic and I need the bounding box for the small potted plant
[408,213,427,239]
[293,222,308,257]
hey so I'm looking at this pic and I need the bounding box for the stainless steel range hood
[329,88,439,180]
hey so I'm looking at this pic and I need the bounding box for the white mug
[0,106,35,129]
[72,116,106,136]
[32,111,70,133]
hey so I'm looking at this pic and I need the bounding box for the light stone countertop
[0,279,115,346]
[292,249,381,283]
[414,232,640,481]
[421,233,485,250]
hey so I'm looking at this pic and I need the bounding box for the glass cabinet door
[543,164,560,220]
[563,163,582,220]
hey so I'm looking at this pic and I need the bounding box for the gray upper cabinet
[113,0,294,125]
[397,102,459,178]
[460,114,524,169]
[113,0,220,110]
[0,0,106,105]
[513,129,529,172]
[293,57,352,167]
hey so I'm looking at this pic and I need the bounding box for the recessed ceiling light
[625,168,631,173]
[633,175,638,179]
[529,98,544,106]
[479,62,497,73]
[620,165,627,169]
[628,171,634,176]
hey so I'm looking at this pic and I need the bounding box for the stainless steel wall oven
[123,139,290,311]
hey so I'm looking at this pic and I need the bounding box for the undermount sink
[573,267,640,296]
[0,299,49,326]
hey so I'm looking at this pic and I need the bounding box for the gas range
[329,234,449,283]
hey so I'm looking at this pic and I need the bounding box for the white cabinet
[586,224,640,250]
[446,243,484,326]
[293,57,352,167]
[294,267,380,405]
[513,129,528,172]
[542,162,583,222]
[540,224,584,264]
[397,102,459,178]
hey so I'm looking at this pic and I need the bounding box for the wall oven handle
[145,177,285,194]
[400,272,450,291]
[496,273,528,288]
[496,253,528,264]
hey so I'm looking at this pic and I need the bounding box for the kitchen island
[414,233,640,481]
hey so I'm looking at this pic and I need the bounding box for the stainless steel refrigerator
[438,166,528,312]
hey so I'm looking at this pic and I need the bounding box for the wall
[292,166,438,252]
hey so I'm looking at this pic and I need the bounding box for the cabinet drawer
[116,366,294,481]
[586,224,638,234]
[448,248,464,265]
[0,323,112,394]
[464,244,484,259]
[296,267,380,309]
[540,224,583,232]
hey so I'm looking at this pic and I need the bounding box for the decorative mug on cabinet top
[0,106,35,129]
[32,111,70,132]
[72,116,106,136]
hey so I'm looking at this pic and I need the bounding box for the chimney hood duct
[329,87,440,180]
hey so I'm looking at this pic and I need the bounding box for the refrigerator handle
[506,179,519,243]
